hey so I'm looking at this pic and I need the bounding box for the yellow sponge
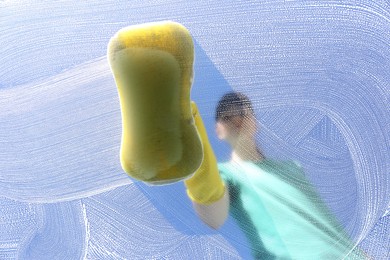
[107,21,203,184]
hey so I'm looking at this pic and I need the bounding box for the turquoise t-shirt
[218,160,365,260]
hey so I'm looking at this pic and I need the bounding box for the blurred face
[215,106,257,142]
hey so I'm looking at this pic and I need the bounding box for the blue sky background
[0,0,389,259]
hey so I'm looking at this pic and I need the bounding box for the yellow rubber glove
[184,102,226,205]
[107,21,203,184]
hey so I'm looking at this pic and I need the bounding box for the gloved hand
[184,102,226,205]
[107,21,203,184]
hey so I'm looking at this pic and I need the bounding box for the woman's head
[215,92,257,142]
[215,92,254,121]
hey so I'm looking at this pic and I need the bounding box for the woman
[185,92,368,260]
[107,22,368,259]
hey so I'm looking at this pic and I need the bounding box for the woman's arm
[192,186,230,229]
[185,102,228,229]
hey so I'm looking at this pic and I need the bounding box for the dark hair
[215,92,254,122]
